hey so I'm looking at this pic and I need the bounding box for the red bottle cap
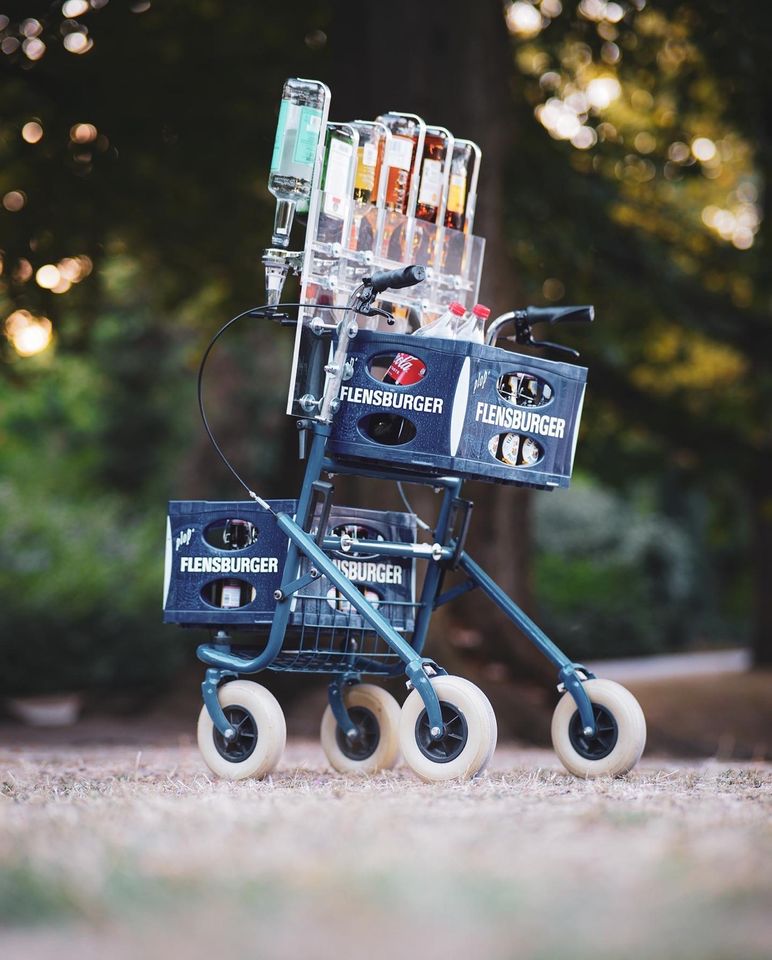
[449,301,466,316]
[472,303,491,319]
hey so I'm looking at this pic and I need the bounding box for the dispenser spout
[261,248,303,307]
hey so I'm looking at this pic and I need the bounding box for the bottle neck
[272,199,295,248]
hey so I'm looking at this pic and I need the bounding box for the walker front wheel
[551,678,646,778]
[197,680,286,780]
[320,684,401,774]
[399,676,497,782]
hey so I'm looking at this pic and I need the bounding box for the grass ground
[1,732,770,960]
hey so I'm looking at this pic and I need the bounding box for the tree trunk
[325,2,550,682]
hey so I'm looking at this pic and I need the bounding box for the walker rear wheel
[320,684,401,774]
[551,678,646,778]
[197,680,286,780]
[399,675,497,782]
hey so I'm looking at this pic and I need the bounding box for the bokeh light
[2,190,27,212]
[506,2,543,38]
[23,38,46,61]
[586,76,622,109]
[691,137,717,162]
[70,123,98,143]
[22,121,44,143]
[4,310,53,357]
[35,264,61,289]
[20,18,42,37]
[63,31,92,54]
[62,0,91,15]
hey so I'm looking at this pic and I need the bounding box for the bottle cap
[449,301,466,316]
[472,303,491,319]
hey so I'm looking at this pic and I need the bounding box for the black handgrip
[526,305,594,325]
[366,264,426,294]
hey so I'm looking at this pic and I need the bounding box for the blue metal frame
[196,416,598,742]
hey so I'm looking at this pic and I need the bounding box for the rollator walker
[162,81,646,782]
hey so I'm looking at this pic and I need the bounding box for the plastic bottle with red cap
[454,302,491,343]
[412,300,466,339]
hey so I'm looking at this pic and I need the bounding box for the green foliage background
[0,0,767,699]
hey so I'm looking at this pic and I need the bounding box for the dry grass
[1,736,771,960]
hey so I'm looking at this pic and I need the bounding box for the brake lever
[507,334,580,358]
[353,284,395,324]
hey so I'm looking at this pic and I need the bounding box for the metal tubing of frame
[197,427,331,676]
[323,458,464,491]
[410,484,461,655]
[321,537,452,561]
[276,510,446,736]
[458,551,570,669]
[456,552,596,736]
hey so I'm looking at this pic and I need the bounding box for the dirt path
[1,739,771,960]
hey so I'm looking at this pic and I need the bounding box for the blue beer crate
[328,330,587,488]
[290,505,416,634]
[163,500,293,627]
[163,500,416,633]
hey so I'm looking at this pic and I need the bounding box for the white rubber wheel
[399,675,497,782]
[478,682,499,774]
[320,684,401,774]
[551,678,646,778]
[197,680,286,780]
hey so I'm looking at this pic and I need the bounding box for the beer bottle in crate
[217,519,256,608]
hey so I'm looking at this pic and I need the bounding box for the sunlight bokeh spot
[4,310,53,357]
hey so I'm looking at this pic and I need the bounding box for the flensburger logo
[332,558,403,585]
[475,402,566,438]
[340,385,444,414]
[179,556,279,574]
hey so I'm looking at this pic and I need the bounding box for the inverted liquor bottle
[445,139,481,233]
[416,129,453,224]
[348,120,388,253]
[441,140,480,275]
[315,123,358,246]
[375,112,425,262]
[413,126,454,268]
[377,113,424,215]
[268,78,330,248]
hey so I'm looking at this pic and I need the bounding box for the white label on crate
[474,402,566,438]
[339,385,444,414]
[569,385,585,472]
[386,135,414,171]
[163,517,172,609]
[450,357,470,456]
[331,558,404,585]
[362,142,378,168]
[179,556,279,574]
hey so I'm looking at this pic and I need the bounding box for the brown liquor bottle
[377,113,425,215]
[415,132,449,224]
